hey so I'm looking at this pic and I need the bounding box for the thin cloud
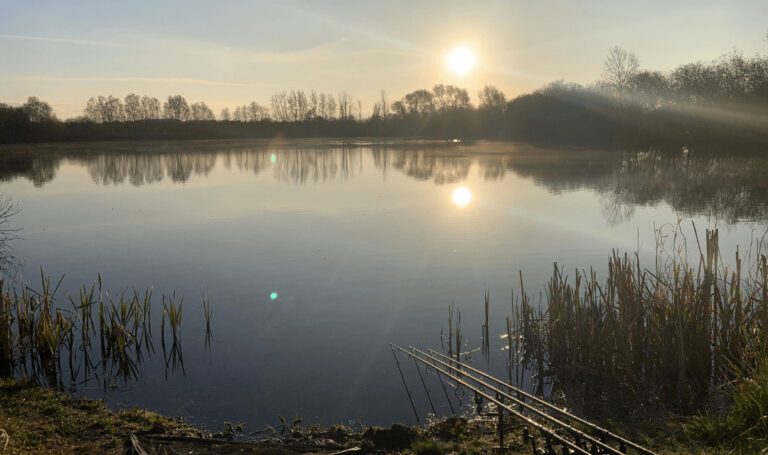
[184,37,426,65]
[3,76,279,87]
[0,33,133,48]
[283,4,428,55]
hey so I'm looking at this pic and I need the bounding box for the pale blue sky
[1,0,766,118]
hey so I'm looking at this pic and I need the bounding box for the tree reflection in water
[1,140,767,224]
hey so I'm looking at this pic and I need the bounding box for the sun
[446,46,477,75]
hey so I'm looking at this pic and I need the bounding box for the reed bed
[497,226,768,412]
[0,270,210,389]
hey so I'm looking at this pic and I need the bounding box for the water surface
[1,139,766,429]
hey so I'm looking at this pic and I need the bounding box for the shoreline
[0,379,735,455]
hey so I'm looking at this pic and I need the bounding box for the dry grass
[494,225,768,417]
[0,378,203,454]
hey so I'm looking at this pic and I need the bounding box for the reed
[0,272,202,389]
[443,302,464,369]
[162,292,185,375]
[502,289,524,388]
[481,289,489,362]
[495,224,768,412]
[0,278,12,377]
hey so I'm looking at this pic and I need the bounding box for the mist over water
[0,139,766,428]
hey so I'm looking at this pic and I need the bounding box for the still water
[0,139,766,429]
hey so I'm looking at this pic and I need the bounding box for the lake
[1,139,766,430]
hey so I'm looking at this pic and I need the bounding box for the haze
[1,0,767,119]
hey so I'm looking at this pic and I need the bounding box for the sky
[1,0,766,119]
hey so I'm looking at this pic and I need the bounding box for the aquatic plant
[481,289,489,362]
[492,224,768,412]
[161,292,184,376]
[0,272,208,389]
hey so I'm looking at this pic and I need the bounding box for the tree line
[2,35,768,148]
[73,90,364,123]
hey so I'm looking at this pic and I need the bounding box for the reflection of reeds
[503,289,524,389]
[445,303,463,365]
[203,295,212,351]
[162,293,185,376]
[0,273,203,389]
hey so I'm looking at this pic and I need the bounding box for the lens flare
[452,187,472,207]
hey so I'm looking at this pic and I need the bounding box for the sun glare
[452,187,472,207]
[447,46,477,75]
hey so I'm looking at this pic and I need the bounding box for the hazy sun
[446,46,476,75]
[452,187,472,207]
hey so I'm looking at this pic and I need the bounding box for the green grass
[406,438,449,455]
[687,358,768,451]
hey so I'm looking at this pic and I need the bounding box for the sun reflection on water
[452,187,472,207]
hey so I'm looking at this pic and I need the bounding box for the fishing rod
[410,345,653,455]
[426,348,656,455]
[392,344,592,455]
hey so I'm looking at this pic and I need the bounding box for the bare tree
[22,96,56,122]
[190,101,215,121]
[404,89,434,116]
[317,93,328,119]
[391,100,407,117]
[325,94,337,119]
[603,46,640,90]
[337,91,354,119]
[287,90,309,121]
[124,93,143,121]
[163,95,190,121]
[84,96,123,122]
[372,102,383,119]
[141,96,161,119]
[433,84,448,109]
[315,92,339,119]
[433,85,470,110]
[478,85,506,110]
[220,107,231,121]
[84,97,102,122]
[104,96,124,122]
[308,90,319,119]
[629,71,670,109]
[233,105,247,121]
[271,92,289,121]
[379,90,389,118]
[357,99,362,121]
[247,102,269,121]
